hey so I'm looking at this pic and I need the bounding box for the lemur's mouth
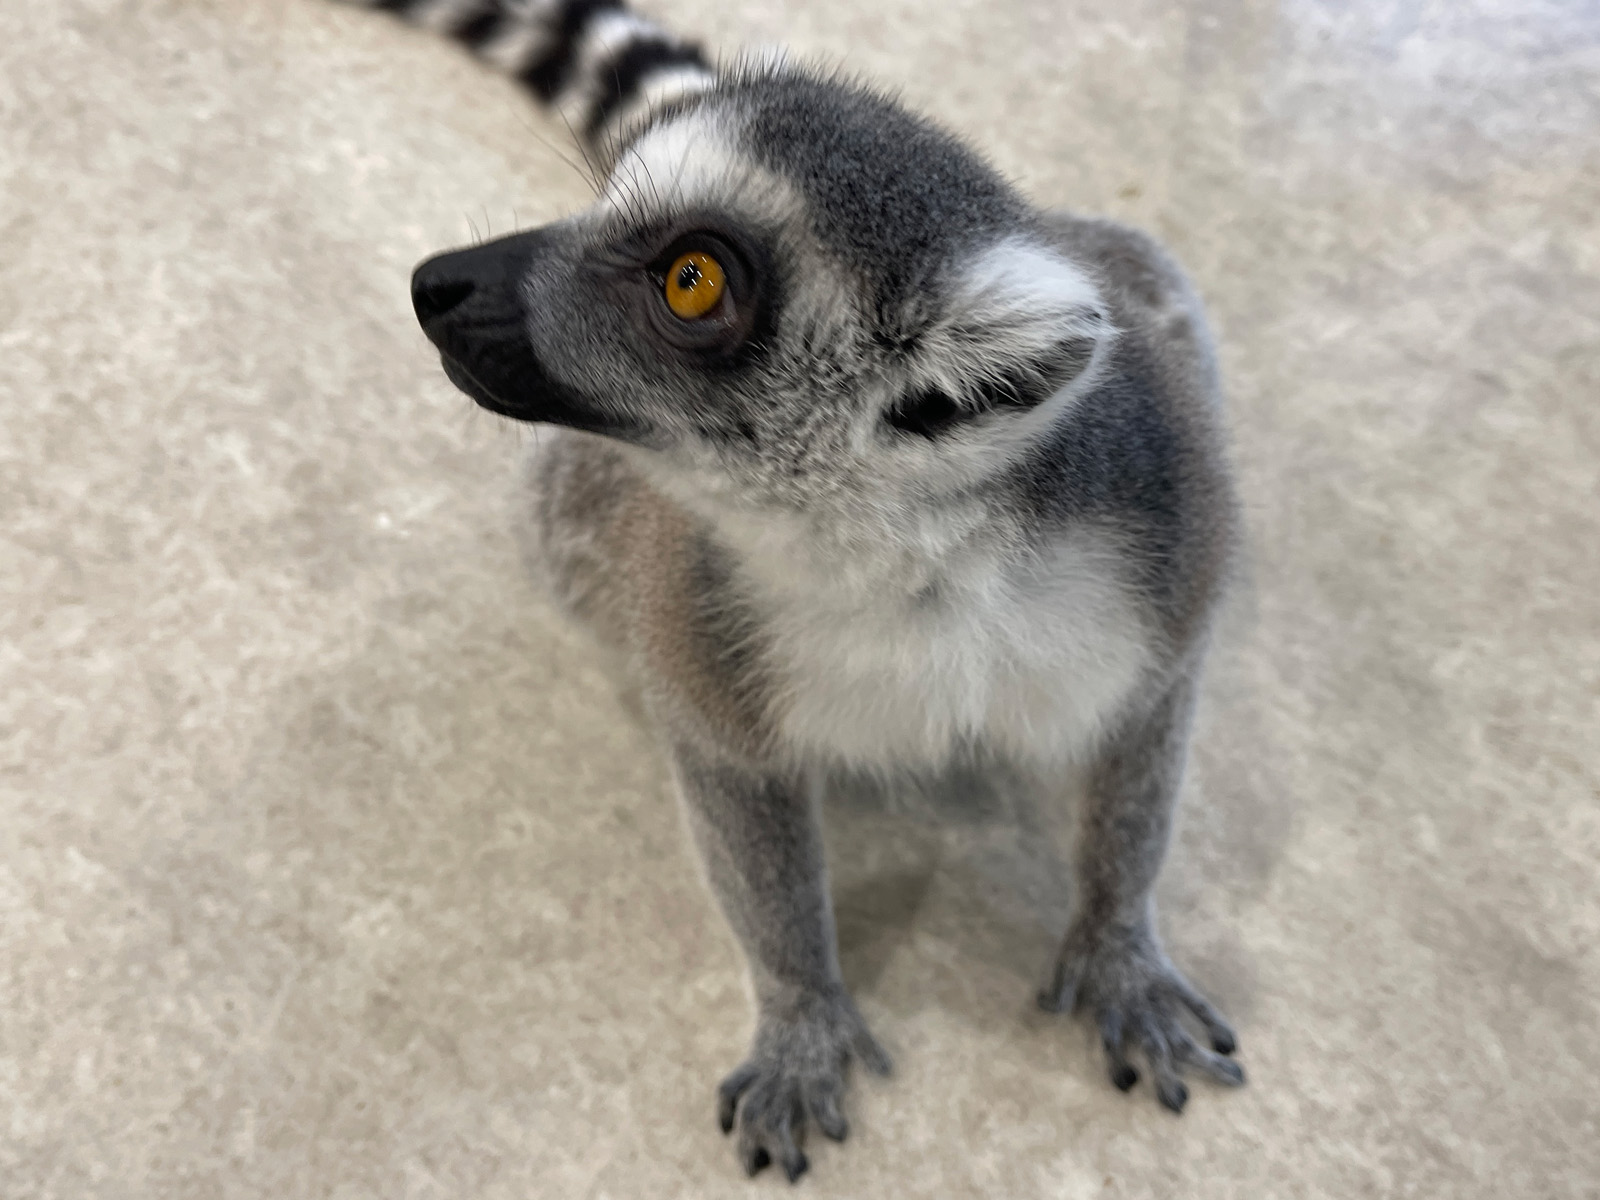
[436,347,639,441]
[438,354,516,417]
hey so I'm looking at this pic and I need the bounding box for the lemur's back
[348,0,1247,1181]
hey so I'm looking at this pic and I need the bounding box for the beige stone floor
[3,0,1597,1196]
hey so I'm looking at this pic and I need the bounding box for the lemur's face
[413,71,1114,513]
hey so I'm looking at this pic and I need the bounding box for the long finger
[1167,976,1237,1055]
[804,1077,850,1142]
[1099,1009,1139,1092]
[717,1064,759,1134]
[1133,1017,1188,1114]
[1173,1027,1246,1087]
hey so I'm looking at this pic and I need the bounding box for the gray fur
[366,0,1247,1178]
[729,71,1027,313]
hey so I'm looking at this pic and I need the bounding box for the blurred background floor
[2,0,1596,1196]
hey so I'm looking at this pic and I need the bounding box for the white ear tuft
[952,239,1113,356]
[905,238,1117,415]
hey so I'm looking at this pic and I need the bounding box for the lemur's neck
[675,480,1023,613]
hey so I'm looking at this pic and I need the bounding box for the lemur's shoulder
[1018,213,1237,650]
[525,433,779,759]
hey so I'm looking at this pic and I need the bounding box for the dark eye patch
[626,226,774,362]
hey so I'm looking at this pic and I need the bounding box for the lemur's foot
[717,988,891,1182]
[1039,922,1244,1112]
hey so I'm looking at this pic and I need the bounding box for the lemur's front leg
[672,741,890,1181]
[1039,669,1247,1110]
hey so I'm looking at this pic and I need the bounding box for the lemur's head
[413,67,1115,518]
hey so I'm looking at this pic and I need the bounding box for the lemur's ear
[886,241,1116,438]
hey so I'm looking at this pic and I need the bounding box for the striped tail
[350,0,716,163]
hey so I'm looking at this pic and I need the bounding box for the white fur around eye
[602,114,745,217]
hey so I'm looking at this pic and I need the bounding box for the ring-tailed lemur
[347,0,1246,1180]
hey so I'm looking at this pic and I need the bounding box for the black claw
[1220,1059,1246,1086]
[1212,1030,1237,1056]
[1111,1064,1139,1092]
[746,1147,771,1176]
[1158,1082,1189,1114]
[719,1108,734,1135]
[783,1152,809,1183]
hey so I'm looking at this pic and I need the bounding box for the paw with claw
[1039,921,1245,1112]
[718,987,891,1181]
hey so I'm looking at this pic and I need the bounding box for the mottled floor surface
[3,1,1597,1196]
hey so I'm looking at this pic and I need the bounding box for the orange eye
[663,250,726,319]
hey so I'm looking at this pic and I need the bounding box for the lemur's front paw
[717,988,891,1182]
[1039,922,1244,1112]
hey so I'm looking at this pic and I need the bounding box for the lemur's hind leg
[1038,667,1245,1111]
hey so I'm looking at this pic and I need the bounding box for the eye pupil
[664,250,726,319]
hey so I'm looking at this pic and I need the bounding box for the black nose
[410,228,551,335]
[411,245,498,331]
[412,276,474,324]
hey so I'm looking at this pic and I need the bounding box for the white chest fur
[734,517,1156,769]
